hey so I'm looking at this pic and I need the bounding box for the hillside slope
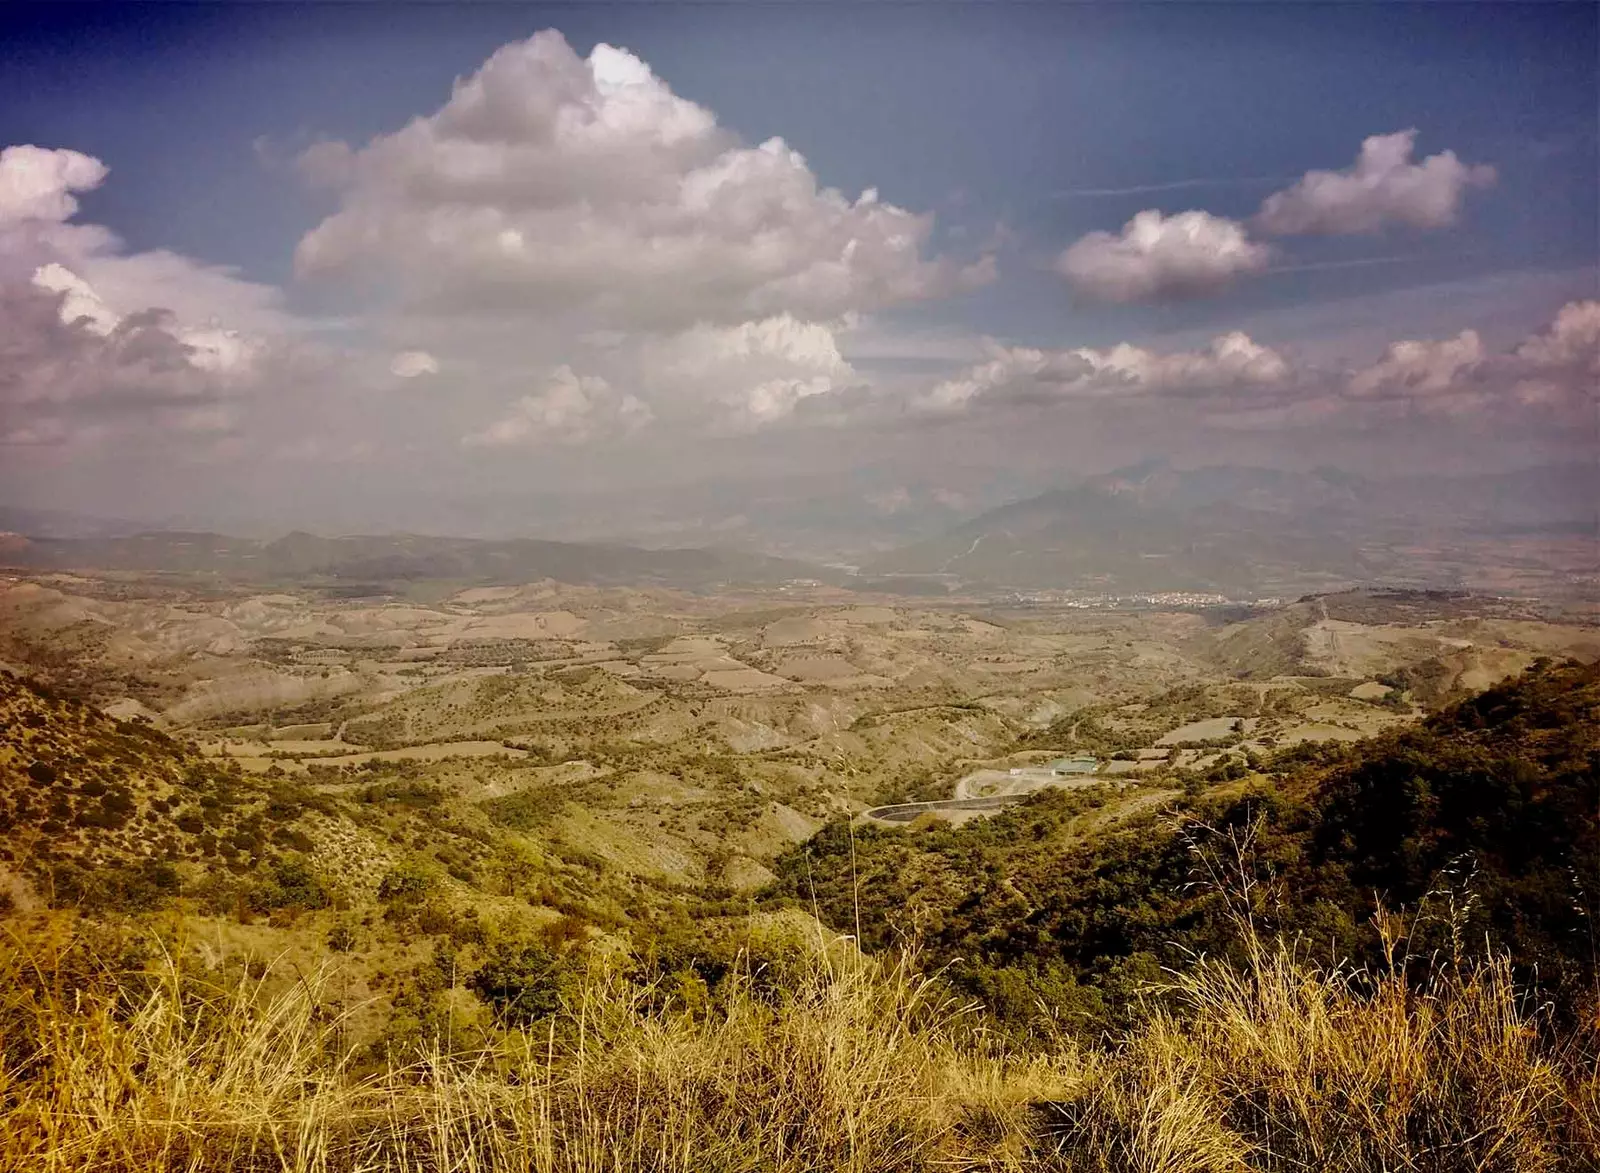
[776,659,1600,1030]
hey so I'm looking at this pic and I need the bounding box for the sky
[0,2,1595,546]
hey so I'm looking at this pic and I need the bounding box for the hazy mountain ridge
[1,460,1593,597]
[868,461,1600,594]
[0,529,836,592]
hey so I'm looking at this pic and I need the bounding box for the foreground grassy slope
[2,920,1594,1171]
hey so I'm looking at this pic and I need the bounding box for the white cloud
[463,365,652,447]
[1515,299,1600,373]
[921,330,1292,412]
[1,146,284,335]
[643,312,859,426]
[390,349,440,378]
[0,281,233,445]
[1337,302,1596,421]
[914,304,1591,432]
[175,324,261,376]
[31,261,119,334]
[1257,130,1496,236]
[0,145,301,453]
[1054,210,1272,303]
[1100,331,1291,390]
[62,247,287,337]
[1346,330,1485,400]
[0,145,107,225]
[661,313,851,378]
[295,31,990,331]
[1507,299,1600,414]
[28,262,260,379]
[731,375,838,426]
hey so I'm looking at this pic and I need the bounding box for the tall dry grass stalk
[1050,945,1594,1172]
[0,924,1593,1172]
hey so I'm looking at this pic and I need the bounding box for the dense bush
[248,855,331,914]
[468,941,575,1026]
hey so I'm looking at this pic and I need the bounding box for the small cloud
[1257,130,1496,236]
[463,365,651,448]
[919,330,1293,413]
[1055,210,1272,303]
[0,144,107,225]
[1346,330,1485,400]
[390,349,440,378]
[1514,299,1600,372]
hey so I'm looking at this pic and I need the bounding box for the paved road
[952,767,1070,800]
[863,794,1023,823]
[864,769,1104,824]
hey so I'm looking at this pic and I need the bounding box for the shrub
[377,861,436,906]
[327,923,358,953]
[247,855,331,913]
[468,941,573,1026]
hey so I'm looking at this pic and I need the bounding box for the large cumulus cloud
[295,32,991,332]
[289,31,994,442]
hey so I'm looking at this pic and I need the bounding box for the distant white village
[1007,590,1289,609]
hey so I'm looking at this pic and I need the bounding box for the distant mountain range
[2,462,1593,597]
[865,462,1599,595]
[0,530,834,592]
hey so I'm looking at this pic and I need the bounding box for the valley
[3,564,1594,900]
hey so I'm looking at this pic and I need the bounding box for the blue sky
[0,2,1595,538]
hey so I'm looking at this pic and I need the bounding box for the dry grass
[1052,947,1597,1172]
[0,922,1594,1172]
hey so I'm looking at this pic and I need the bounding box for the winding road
[863,766,1106,824]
